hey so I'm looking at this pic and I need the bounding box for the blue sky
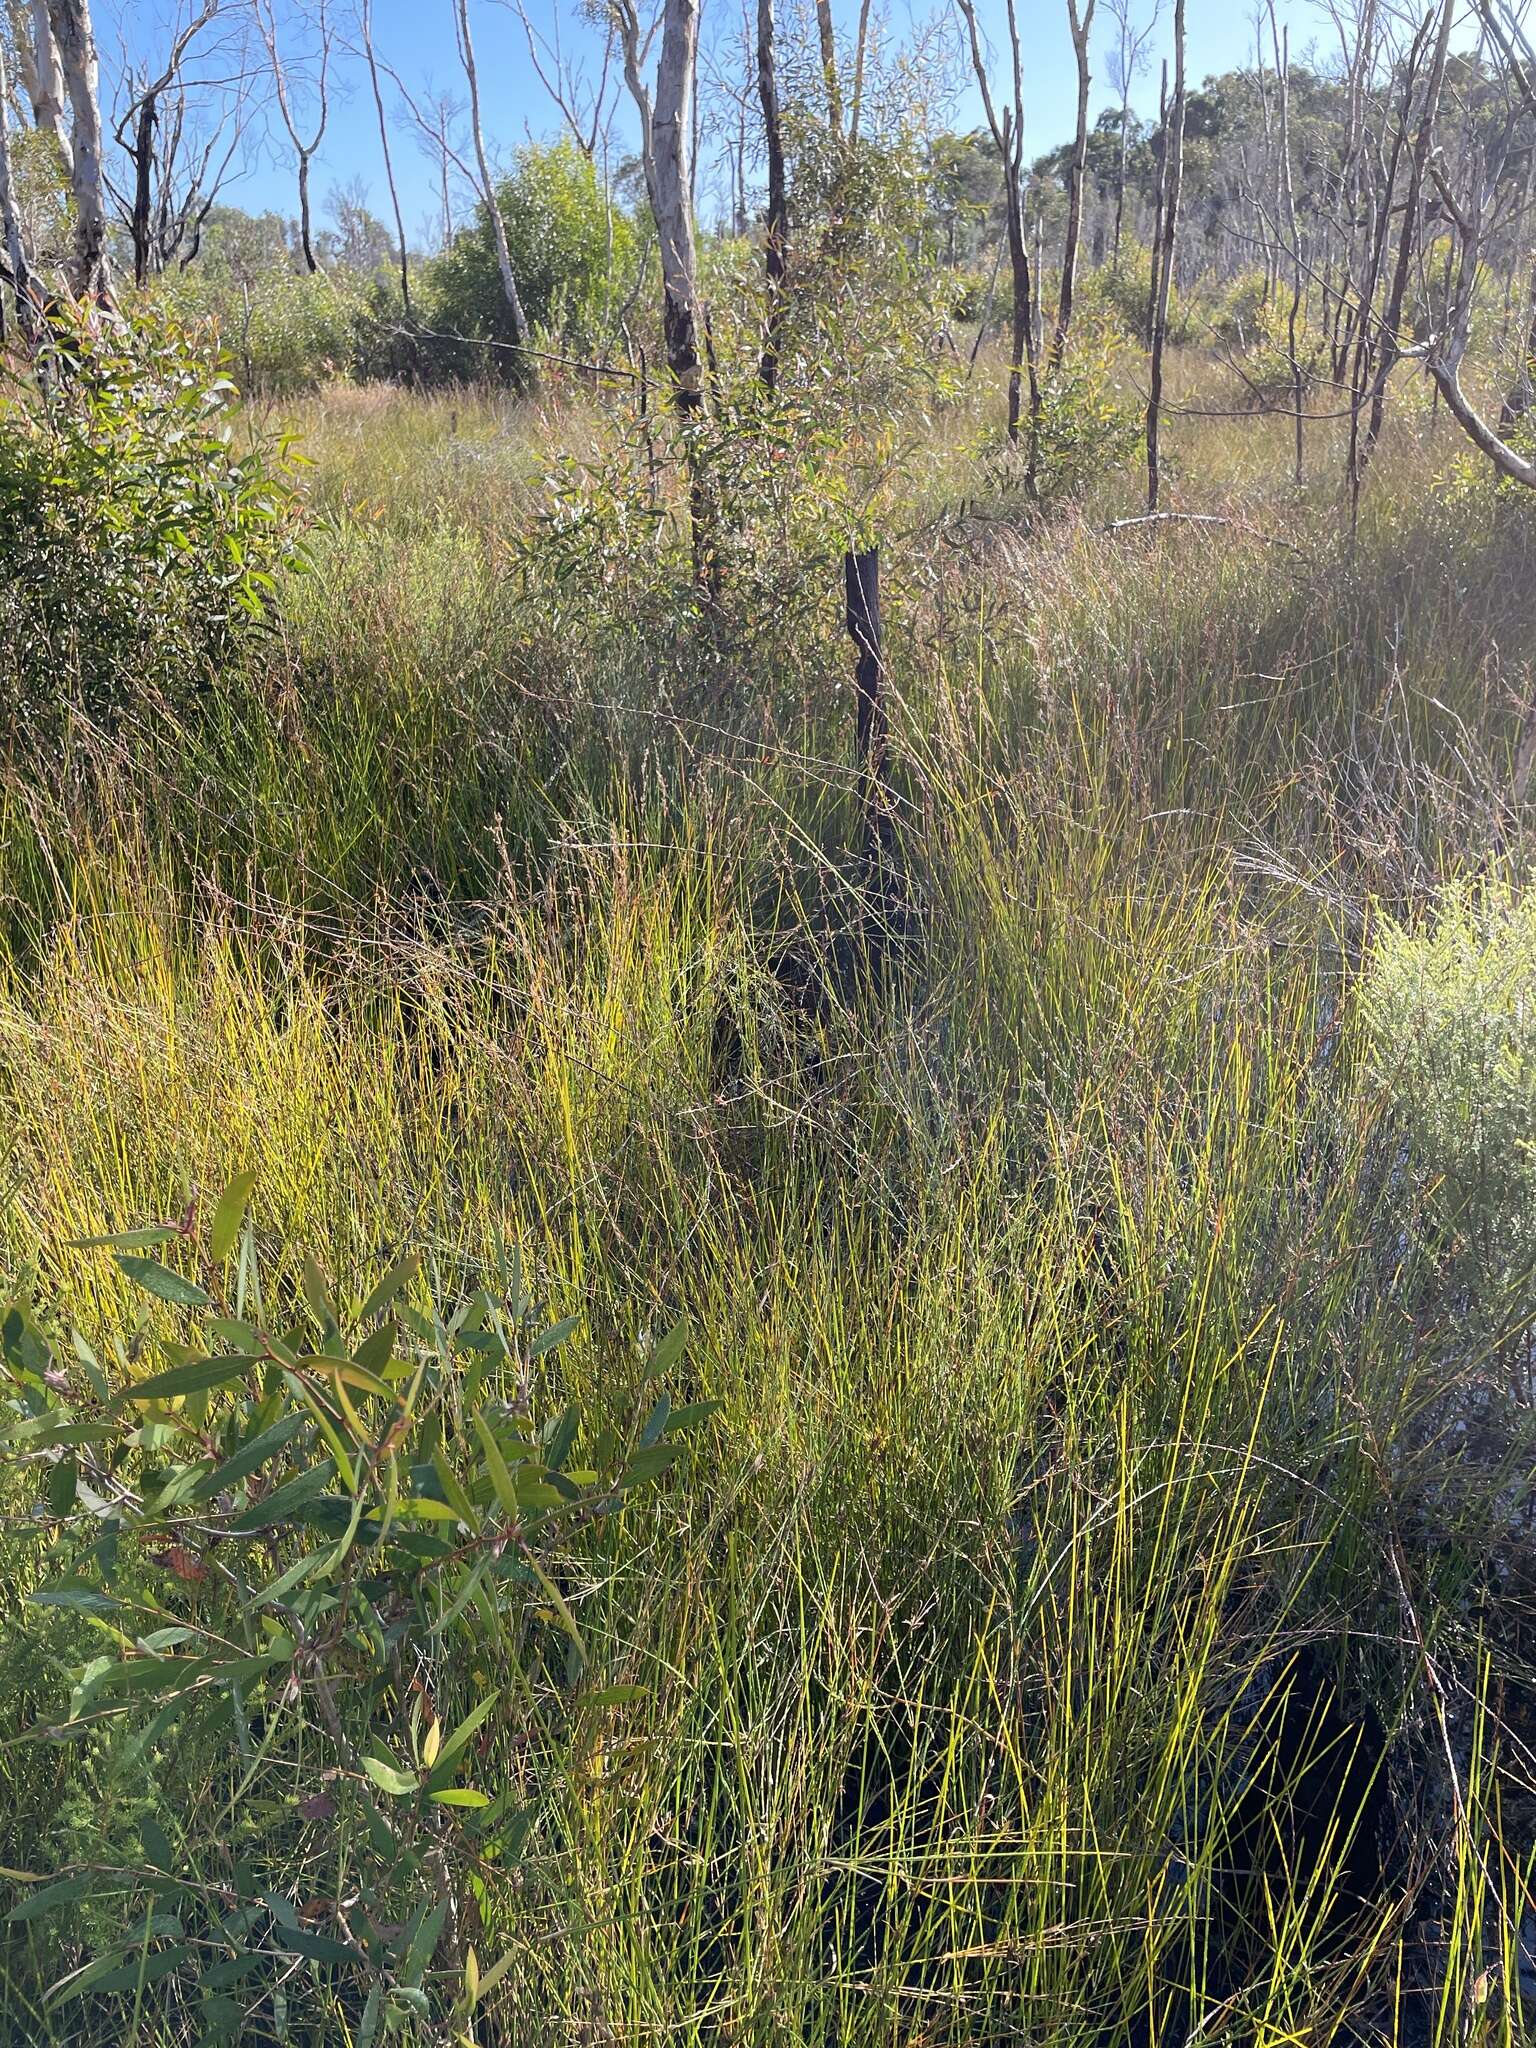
[103,0,1332,248]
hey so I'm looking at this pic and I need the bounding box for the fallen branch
[1101,510,1307,554]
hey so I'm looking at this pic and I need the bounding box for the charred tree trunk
[953,0,1041,487]
[1359,0,1453,473]
[653,0,705,419]
[757,0,788,389]
[131,89,156,286]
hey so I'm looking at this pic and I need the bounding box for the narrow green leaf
[473,1411,522,1520]
[361,1755,419,1798]
[530,1314,579,1359]
[189,1412,306,1503]
[114,1256,211,1310]
[46,1453,78,1517]
[424,1690,500,1790]
[118,1355,255,1404]
[645,1315,688,1381]
[359,1252,419,1324]
[209,1171,257,1264]
[7,1874,93,1922]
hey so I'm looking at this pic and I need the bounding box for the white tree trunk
[0,45,38,333]
[652,0,703,411]
[27,0,73,172]
[450,0,532,371]
[46,0,109,298]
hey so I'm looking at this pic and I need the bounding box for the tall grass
[2,363,1536,2043]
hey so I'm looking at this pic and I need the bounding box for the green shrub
[422,140,639,383]
[0,1177,706,2040]
[1033,334,1142,502]
[151,262,376,394]
[1073,242,1207,348]
[0,305,305,734]
[1361,875,1536,1305]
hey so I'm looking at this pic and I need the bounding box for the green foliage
[1362,875,1536,1303]
[509,375,864,720]
[423,140,639,382]
[0,305,305,734]
[1033,335,1142,501]
[152,261,378,395]
[0,1177,705,2039]
[1072,240,1197,347]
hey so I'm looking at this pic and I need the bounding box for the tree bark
[814,0,842,139]
[613,0,708,579]
[452,0,533,372]
[1052,0,1097,367]
[1270,10,1304,485]
[0,43,38,337]
[27,0,72,171]
[1359,0,1453,471]
[46,0,109,299]
[953,0,1041,485]
[131,89,156,286]
[360,0,411,316]
[756,0,788,389]
[1146,0,1185,513]
[256,0,331,277]
[640,0,704,415]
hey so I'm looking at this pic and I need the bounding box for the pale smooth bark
[1146,0,1185,512]
[27,0,72,171]
[360,0,411,313]
[46,0,109,297]
[0,43,38,334]
[451,0,533,367]
[1052,0,1096,367]
[254,0,331,275]
[613,0,704,414]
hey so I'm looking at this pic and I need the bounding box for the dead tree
[253,0,331,274]
[1146,0,1185,513]
[1104,0,1159,269]
[508,0,614,160]
[46,0,109,297]
[756,0,788,387]
[1052,0,1097,366]
[358,0,411,313]
[113,0,220,286]
[953,0,1041,479]
[1427,0,1536,473]
[1270,7,1305,484]
[1358,0,1454,475]
[450,0,533,369]
[1427,144,1536,487]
